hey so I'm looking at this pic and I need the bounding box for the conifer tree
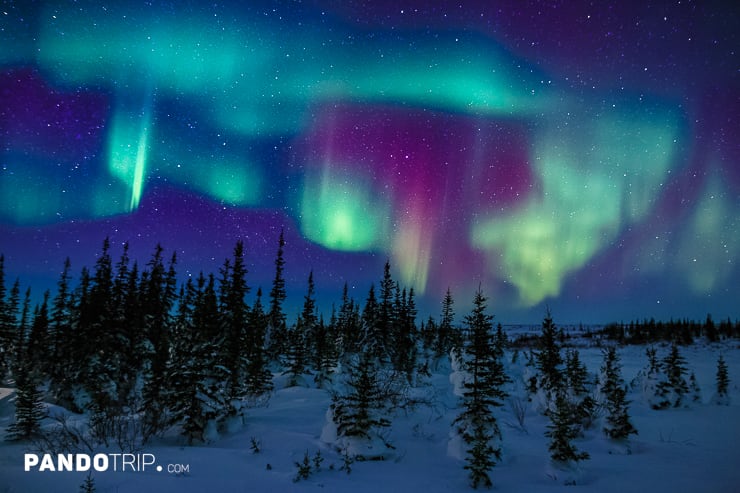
[220,241,250,417]
[13,287,32,376]
[6,359,45,441]
[565,350,588,395]
[79,473,96,493]
[168,276,227,443]
[689,372,701,403]
[715,354,730,405]
[0,255,10,381]
[311,316,337,388]
[336,283,360,358]
[599,347,637,441]
[267,229,288,360]
[244,288,273,397]
[48,258,75,405]
[436,287,457,359]
[378,261,396,362]
[545,390,589,464]
[140,246,178,439]
[26,292,50,379]
[654,342,689,409]
[392,287,417,380]
[361,284,383,362]
[330,349,391,455]
[452,288,508,489]
[536,309,563,394]
[284,271,316,386]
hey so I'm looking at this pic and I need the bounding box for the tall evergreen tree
[140,246,178,440]
[435,287,456,359]
[391,287,417,380]
[361,284,383,362]
[311,316,337,388]
[336,283,360,358]
[26,292,51,380]
[378,261,396,362]
[0,255,10,381]
[452,288,509,489]
[285,271,316,386]
[220,241,250,417]
[245,288,273,397]
[48,258,74,404]
[267,229,288,360]
[13,287,32,376]
[168,276,227,443]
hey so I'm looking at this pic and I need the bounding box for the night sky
[1,0,737,324]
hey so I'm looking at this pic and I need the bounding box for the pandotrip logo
[24,453,190,474]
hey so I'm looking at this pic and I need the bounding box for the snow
[2,339,740,492]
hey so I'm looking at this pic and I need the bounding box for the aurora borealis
[1,1,737,323]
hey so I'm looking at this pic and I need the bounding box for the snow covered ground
[1,338,739,492]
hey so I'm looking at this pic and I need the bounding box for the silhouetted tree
[599,347,637,441]
[452,288,508,489]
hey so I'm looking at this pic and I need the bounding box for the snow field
[1,339,739,492]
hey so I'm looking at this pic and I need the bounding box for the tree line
[0,233,735,489]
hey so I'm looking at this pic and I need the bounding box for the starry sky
[0,0,738,324]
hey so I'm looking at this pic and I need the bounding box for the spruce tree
[452,288,509,489]
[79,473,96,493]
[336,283,360,358]
[168,276,227,443]
[436,287,457,359]
[140,246,178,440]
[284,271,316,386]
[245,288,273,398]
[536,309,563,393]
[0,255,10,381]
[330,349,391,456]
[220,241,250,417]
[26,292,50,379]
[715,354,730,405]
[6,359,45,441]
[599,347,637,441]
[48,258,75,406]
[267,229,288,361]
[654,342,689,409]
[565,349,595,429]
[361,284,383,362]
[545,390,589,464]
[565,350,588,395]
[377,261,395,362]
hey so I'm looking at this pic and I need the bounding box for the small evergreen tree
[565,350,588,395]
[79,473,96,493]
[689,372,701,403]
[599,347,637,441]
[536,309,563,394]
[654,343,689,409]
[545,390,589,464]
[715,354,730,405]
[330,349,391,457]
